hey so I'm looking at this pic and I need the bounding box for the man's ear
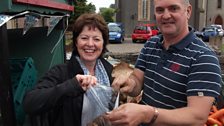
[187,5,192,20]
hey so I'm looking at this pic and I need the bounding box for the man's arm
[107,96,214,126]
[151,96,214,126]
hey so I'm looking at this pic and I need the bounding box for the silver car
[211,24,224,36]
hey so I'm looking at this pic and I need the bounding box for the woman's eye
[94,38,100,41]
[81,37,88,40]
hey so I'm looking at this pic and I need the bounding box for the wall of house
[194,0,207,31]
[206,0,224,28]
[115,0,218,37]
[115,0,138,37]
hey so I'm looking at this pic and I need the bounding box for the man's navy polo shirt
[135,30,222,109]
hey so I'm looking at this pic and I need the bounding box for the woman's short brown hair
[72,13,109,57]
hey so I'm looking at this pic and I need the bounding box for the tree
[69,0,96,23]
[100,8,115,23]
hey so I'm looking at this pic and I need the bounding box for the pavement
[106,37,144,65]
[107,37,144,54]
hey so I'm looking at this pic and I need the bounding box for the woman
[23,13,113,126]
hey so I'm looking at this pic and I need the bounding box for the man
[106,0,222,125]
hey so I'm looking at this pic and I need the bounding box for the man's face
[154,0,191,36]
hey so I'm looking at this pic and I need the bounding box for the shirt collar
[157,27,195,52]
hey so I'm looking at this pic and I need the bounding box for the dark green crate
[9,57,37,125]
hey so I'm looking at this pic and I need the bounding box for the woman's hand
[75,74,97,91]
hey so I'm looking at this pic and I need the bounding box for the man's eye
[156,8,164,14]
[170,6,179,12]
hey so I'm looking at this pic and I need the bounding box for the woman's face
[76,25,104,63]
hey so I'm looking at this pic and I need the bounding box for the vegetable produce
[206,105,224,126]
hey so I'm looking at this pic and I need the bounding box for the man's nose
[162,9,171,19]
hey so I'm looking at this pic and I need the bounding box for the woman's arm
[23,65,85,114]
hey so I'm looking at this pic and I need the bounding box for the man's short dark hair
[184,0,190,5]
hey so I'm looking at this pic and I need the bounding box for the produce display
[205,105,224,126]
[112,62,142,104]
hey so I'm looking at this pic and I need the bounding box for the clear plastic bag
[82,84,119,126]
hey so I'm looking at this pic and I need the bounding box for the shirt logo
[170,63,180,72]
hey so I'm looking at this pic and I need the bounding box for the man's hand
[106,103,153,126]
[112,69,144,97]
[112,75,132,93]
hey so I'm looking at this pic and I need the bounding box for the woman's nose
[87,38,94,46]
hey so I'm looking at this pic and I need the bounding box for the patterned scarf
[75,56,110,86]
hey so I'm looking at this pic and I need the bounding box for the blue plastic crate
[9,57,37,125]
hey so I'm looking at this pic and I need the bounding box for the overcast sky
[87,0,115,12]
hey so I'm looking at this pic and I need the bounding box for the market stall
[0,0,74,125]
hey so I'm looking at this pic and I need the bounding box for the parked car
[108,22,124,32]
[108,25,124,43]
[108,22,125,37]
[201,26,218,42]
[211,24,224,36]
[149,24,159,36]
[131,24,159,43]
[194,30,203,38]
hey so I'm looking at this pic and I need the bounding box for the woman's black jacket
[23,55,113,126]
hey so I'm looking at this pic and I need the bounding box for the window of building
[201,0,205,10]
[218,0,222,8]
[142,0,147,19]
[138,0,150,21]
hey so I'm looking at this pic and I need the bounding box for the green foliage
[69,0,96,23]
[69,1,116,26]
[100,8,115,23]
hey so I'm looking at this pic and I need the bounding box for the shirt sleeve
[187,50,222,98]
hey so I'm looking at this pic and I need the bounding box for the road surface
[107,38,144,54]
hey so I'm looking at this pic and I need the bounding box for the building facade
[206,0,224,27]
[115,0,224,37]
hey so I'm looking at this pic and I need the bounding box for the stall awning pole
[0,24,16,126]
